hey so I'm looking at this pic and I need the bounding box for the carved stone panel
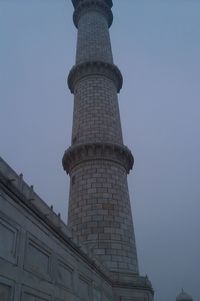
[121,299,137,301]
[79,275,91,301]
[0,213,19,264]
[0,283,11,301]
[93,288,101,301]
[56,260,73,291]
[24,234,52,280]
[21,286,51,301]
[0,276,14,301]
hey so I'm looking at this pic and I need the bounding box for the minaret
[63,0,153,298]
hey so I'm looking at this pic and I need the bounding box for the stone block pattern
[76,11,113,64]
[68,159,139,276]
[72,75,123,145]
[66,0,141,282]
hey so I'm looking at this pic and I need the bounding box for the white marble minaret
[63,1,154,299]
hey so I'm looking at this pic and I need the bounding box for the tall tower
[63,0,153,299]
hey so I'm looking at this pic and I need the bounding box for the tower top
[176,290,193,301]
[72,0,113,28]
[72,0,113,9]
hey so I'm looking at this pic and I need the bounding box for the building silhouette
[0,1,154,300]
[176,289,194,301]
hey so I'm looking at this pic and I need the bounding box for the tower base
[113,275,154,301]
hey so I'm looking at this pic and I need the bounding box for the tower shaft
[63,4,153,297]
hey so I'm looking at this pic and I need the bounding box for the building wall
[0,156,153,301]
[0,158,113,301]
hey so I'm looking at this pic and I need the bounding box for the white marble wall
[0,158,113,301]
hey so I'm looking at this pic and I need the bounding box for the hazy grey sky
[0,1,200,301]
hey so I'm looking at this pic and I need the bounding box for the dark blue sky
[0,1,200,300]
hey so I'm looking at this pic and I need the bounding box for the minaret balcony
[63,142,134,175]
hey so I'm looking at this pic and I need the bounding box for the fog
[0,1,199,300]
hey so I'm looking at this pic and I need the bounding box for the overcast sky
[0,1,200,301]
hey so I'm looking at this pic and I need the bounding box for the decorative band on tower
[68,61,123,93]
[62,142,134,174]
